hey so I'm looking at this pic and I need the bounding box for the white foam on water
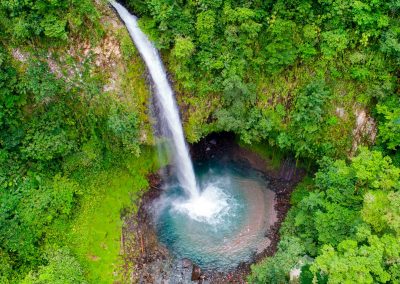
[173,182,232,224]
[112,1,236,226]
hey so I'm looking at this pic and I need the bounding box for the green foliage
[196,10,216,44]
[21,60,62,103]
[239,104,286,146]
[314,159,361,208]
[248,237,305,284]
[0,0,399,283]
[315,203,360,246]
[320,30,349,59]
[214,75,257,138]
[22,248,86,284]
[352,147,400,191]
[0,5,146,281]
[311,234,398,284]
[376,97,400,150]
[290,177,314,205]
[172,37,195,59]
[0,174,78,266]
[300,264,329,284]
[281,80,333,159]
[0,0,100,43]
[263,18,298,73]
[129,0,398,161]
[362,190,400,235]
[251,149,400,282]
[67,149,157,283]
[107,105,140,156]
[21,112,77,161]
[0,249,13,283]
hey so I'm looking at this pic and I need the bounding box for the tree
[315,203,360,246]
[21,248,86,284]
[262,18,297,73]
[0,0,100,42]
[248,237,305,284]
[172,37,195,59]
[283,80,333,159]
[0,174,78,265]
[106,105,140,156]
[311,234,398,284]
[320,29,349,59]
[376,98,400,150]
[362,190,400,235]
[351,147,400,191]
[196,10,216,44]
[315,159,361,208]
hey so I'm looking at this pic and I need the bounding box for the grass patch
[67,148,158,283]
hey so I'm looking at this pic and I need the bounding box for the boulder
[191,265,201,281]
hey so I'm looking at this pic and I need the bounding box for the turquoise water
[155,161,275,270]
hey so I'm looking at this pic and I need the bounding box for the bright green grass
[67,148,158,283]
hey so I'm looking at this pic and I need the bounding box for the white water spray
[110,1,199,197]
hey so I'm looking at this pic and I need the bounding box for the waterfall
[110,1,199,198]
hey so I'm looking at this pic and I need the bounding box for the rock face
[191,265,201,281]
[11,48,28,62]
[351,108,377,155]
[289,267,301,283]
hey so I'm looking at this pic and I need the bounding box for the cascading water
[110,1,198,198]
[112,1,278,272]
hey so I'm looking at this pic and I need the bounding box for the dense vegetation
[0,1,157,282]
[127,0,399,162]
[123,0,400,283]
[249,148,400,283]
[124,0,400,282]
[0,0,399,283]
